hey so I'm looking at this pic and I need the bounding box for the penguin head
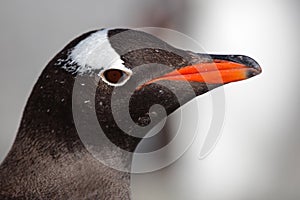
[47,28,261,151]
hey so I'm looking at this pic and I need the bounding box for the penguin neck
[0,66,135,199]
[15,66,81,151]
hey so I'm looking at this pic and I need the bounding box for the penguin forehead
[69,28,131,76]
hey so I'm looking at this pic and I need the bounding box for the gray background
[1,0,300,199]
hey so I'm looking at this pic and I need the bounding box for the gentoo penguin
[0,28,261,199]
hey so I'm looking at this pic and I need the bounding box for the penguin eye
[102,69,129,85]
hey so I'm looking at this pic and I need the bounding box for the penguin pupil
[104,69,124,84]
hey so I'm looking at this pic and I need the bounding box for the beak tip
[246,67,262,79]
[227,54,262,79]
[245,57,262,75]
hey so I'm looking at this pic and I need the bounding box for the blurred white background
[0,0,299,199]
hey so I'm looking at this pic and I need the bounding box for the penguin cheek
[129,84,181,125]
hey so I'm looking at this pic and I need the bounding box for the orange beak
[145,55,262,85]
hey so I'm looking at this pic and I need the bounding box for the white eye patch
[99,59,132,86]
[67,28,132,86]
